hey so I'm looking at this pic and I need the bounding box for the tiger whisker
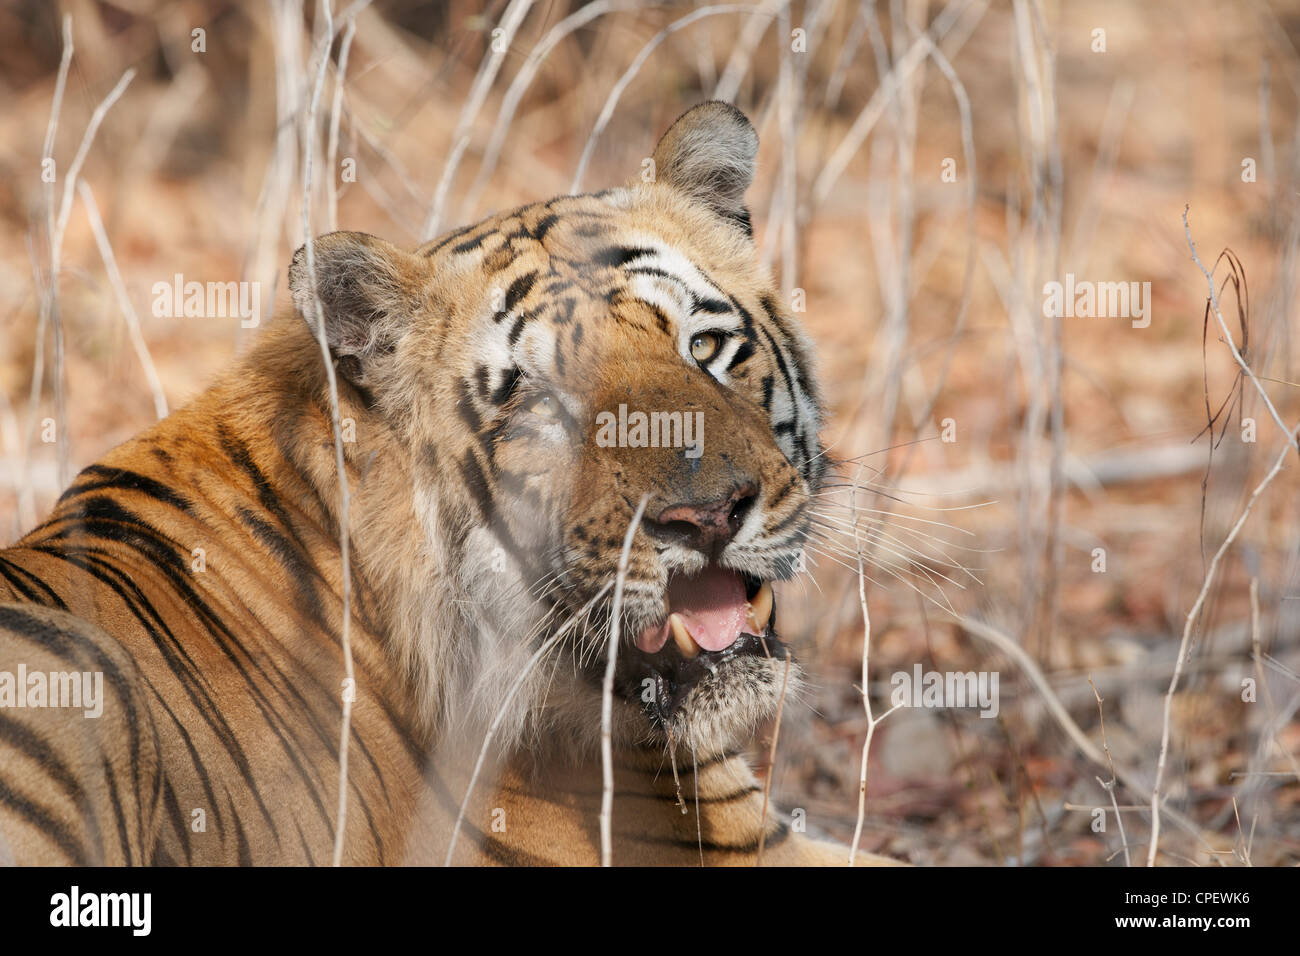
[803,538,963,612]
[808,516,986,586]
[809,504,992,553]
[810,493,984,531]
[816,483,999,515]
[801,542,959,617]
[806,521,977,592]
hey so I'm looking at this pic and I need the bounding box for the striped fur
[0,104,896,865]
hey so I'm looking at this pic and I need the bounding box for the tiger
[0,102,898,866]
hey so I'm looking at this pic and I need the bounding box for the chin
[648,653,801,757]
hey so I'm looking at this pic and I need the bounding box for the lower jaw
[615,628,790,728]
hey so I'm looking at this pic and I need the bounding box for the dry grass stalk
[1184,207,1299,453]
[848,476,902,865]
[1087,676,1129,866]
[755,650,792,866]
[461,0,645,221]
[77,182,168,419]
[1146,434,1295,865]
[571,4,768,194]
[28,17,134,493]
[325,17,358,232]
[712,0,788,103]
[958,614,1222,856]
[600,494,649,867]
[421,0,536,240]
[445,582,613,865]
[811,0,973,207]
[296,0,374,867]
[22,15,75,529]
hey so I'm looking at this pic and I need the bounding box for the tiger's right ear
[650,101,758,234]
[289,231,424,361]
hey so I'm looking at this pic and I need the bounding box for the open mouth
[620,566,783,723]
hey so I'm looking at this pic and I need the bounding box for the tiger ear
[289,231,423,360]
[650,101,758,233]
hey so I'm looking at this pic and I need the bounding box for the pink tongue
[667,566,747,652]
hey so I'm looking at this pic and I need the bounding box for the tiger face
[290,103,824,759]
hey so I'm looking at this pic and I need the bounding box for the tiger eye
[525,393,558,418]
[690,332,721,363]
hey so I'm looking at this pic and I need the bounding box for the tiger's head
[289,103,824,761]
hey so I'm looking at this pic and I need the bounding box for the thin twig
[299,0,358,867]
[712,0,788,103]
[77,182,167,419]
[460,0,646,221]
[957,614,1224,857]
[445,582,612,865]
[848,471,902,864]
[811,0,973,207]
[571,4,767,194]
[1087,676,1129,866]
[755,650,792,866]
[600,494,649,867]
[325,16,358,232]
[1147,432,1295,865]
[420,0,536,240]
[1184,206,1299,455]
[38,49,136,490]
[23,14,73,522]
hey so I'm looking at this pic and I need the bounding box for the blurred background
[2,0,1298,865]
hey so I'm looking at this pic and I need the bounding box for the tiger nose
[643,484,758,556]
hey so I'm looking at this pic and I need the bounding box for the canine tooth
[746,582,773,633]
[669,613,699,659]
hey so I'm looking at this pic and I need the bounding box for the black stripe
[423,764,551,866]
[529,213,559,240]
[100,756,135,864]
[0,712,93,830]
[594,245,655,269]
[425,222,475,255]
[456,379,484,435]
[21,549,280,834]
[622,820,790,855]
[727,339,755,369]
[451,231,490,255]
[0,605,147,818]
[63,464,193,515]
[231,805,253,865]
[503,270,539,314]
[292,817,317,864]
[764,499,809,538]
[692,294,732,315]
[160,778,193,864]
[0,558,42,603]
[488,366,523,407]
[506,312,528,346]
[0,778,87,864]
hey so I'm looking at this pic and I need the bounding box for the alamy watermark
[890,664,999,718]
[50,886,150,936]
[1042,272,1151,328]
[595,403,703,459]
[152,273,261,327]
[0,665,103,718]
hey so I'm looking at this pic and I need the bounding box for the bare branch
[420,0,536,241]
[571,4,768,195]
[77,181,168,419]
[1147,432,1294,865]
[600,494,649,867]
